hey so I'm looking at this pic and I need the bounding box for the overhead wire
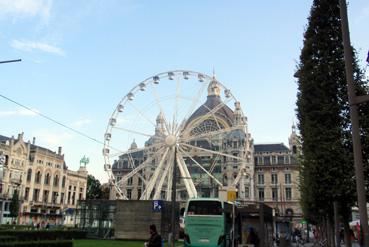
[0,93,105,146]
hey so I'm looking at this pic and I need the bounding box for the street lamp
[339,1,369,247]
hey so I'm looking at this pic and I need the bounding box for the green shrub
[0,236,16,242]
[0,240,72,247]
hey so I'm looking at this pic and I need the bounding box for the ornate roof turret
[207,76,221,97]
[130,139,138,150]
[155,112,166,135]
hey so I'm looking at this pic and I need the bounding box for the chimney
[58,147,62,155]
[32,137,36,145]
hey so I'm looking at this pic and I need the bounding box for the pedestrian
[144,224,162,247]
[246,227,259,247]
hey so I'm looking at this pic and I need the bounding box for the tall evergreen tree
[296,0,369,226]
[9,190,19,222]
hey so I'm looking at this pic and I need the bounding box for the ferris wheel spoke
[153,147,174,199]
[127,101,157,128]
[150,83,171,134]
[178,146,223,187]
[117,146,166,186]
[181,143,248,163]
[180,126,241,143]
[176,149,198,198]
[108,142,163,158]
[141,147,170,200]
[173,76,181,134]
[184,97,233,135]
[176,82,208,136]
[113,126,159,139]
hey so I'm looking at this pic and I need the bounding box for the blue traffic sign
[153,200,163,212]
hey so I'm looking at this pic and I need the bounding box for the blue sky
[1,0,368,182]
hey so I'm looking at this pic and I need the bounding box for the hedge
[0,230,86,241]
[0,236,16,242]
[0,240,72,247]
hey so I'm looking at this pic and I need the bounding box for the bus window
[187,201,222,215]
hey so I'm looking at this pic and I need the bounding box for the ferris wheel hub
[165,134,177,147]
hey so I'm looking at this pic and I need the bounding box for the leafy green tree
[87,175,102,199]
[9,190,19,221]
[296,0,369,226]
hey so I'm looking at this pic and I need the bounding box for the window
[285,174,291,184]
[187,201,222,215]
[68,191,71,204]
[43,190,49,203]
[278,156,284,164]
[27,169,32,182]
[44,173,50,185]
[272,156,277,164]
[62,176,66,188]
[257,174,264,185]
[52,192,58,204]
[127,177,133,186]
[127,189,132,199]
[60,193,64,204]
[72,192,76,205]
[137,189,142,199]
[33,189,40,201]
[286,188,292,200]
[272,188,278,201]
[245,187,250,198]
[271,174,278,184]
[35,171,41,184]
[258,188,264,201]
[24,187,30,200]
[53,175,59,187]
[264,156,270,165]
[138,178,142,186]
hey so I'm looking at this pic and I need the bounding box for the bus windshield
[187,201,222,215]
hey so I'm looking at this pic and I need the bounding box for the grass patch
[73,239,183,247]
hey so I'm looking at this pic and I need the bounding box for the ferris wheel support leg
[142,148,169,200]
[176,153,197,198]
[153,149,174,199]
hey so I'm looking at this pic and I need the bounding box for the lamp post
[170,147,177,247]
[339,1,369,246]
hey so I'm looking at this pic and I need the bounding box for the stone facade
[254,124,302,225]
[0,133,87,225]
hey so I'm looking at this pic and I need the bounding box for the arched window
[44,173,50,185]
[54,174,59,187]
[35,171,41,184]
[27,169,32,182]
[62,176,66,188]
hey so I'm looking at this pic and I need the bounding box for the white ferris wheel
[103,70,253,200]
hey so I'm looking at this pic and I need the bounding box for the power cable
[0,93,105,146]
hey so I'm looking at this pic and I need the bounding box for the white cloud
[10,39,65,56]
[72,118,92,128]
[0,0,52,20]
[0,108,39,117]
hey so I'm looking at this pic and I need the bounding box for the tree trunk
[344,220,352,247]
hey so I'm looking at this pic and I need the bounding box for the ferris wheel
[103,70,253,200]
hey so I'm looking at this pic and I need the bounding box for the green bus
[183,198,236,247]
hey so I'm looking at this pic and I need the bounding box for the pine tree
[296,0,369,226]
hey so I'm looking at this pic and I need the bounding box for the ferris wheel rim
[103,69,250,200]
